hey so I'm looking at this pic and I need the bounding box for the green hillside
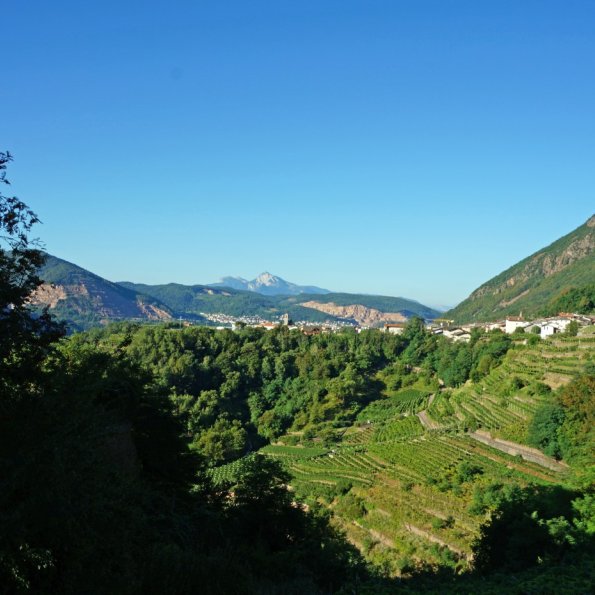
[118,281,337,322]
[448,215,595,323]
[119,283,440,323]
[254,327,594,583]
[36,255,176,331]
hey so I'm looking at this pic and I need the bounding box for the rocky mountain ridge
[33,255,174,331]
[34,255,438,330]
[300,301,408,326]
[448,214,595,322]
[210,272,330,296]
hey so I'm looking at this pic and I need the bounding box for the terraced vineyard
[371,415,424,442]
[422,333,594,443]
[210,330,593,574]
[256,427,570,570]
[356,388,431,423]
[208,453,259,485]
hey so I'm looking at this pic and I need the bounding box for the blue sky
[3,0,594,306]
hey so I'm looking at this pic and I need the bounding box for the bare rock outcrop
[301,301,407,326]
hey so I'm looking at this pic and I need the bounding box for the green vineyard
[207,330,593,575]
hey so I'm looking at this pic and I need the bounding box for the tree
[565,320,579,337]
[0,152,64,405]
[527,403,565,459]
[557,373,595,464]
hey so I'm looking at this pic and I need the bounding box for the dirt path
[457,440,557,482]
[417,410,441,430]
[417,394,442,429]
[469,430,568,472]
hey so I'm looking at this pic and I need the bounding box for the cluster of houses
[225,313,356,334]
[383,313,594,343]
[205,310,594,341]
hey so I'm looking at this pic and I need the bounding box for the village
[385,312,595,342]
[201,310,595,340]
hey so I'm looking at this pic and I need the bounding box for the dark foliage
[0,152,64,407]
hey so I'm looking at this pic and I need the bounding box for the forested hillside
[2,153,593,593]
[448,215,595,322]
[0,153,363,593]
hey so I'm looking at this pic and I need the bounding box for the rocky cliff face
[301,301,407,326]
[471,230,595,302]
[31,282,173,321]
[32,254,174,330]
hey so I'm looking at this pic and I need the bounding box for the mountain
[117,282,336,323]
[448,215,595,323]
[119,282,440,326]
[32,255,438,330]
[281,292,438,326]
[32,255,175,331]
[210,272,330,296]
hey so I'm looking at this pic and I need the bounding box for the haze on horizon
[3,1,595,306]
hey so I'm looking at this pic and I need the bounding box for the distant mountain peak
[254,272,281,286]
[210,272,330,296]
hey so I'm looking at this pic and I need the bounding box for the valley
[35,254,440,331]
[4,1,595,590]
[59,315,592,593]
[1,160,593,592]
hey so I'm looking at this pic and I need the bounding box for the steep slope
[210,272,330,296]
[448,215,595,322]
[33,255,174,330]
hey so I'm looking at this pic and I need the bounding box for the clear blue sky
[3,0,594,306]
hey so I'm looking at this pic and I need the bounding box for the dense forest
[70,318,514,464]
[1,153,593,593]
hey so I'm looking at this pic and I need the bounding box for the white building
[505,317,528,334]
[541,318,571,338]
[384,323,406,335]
[443,328,471,342]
